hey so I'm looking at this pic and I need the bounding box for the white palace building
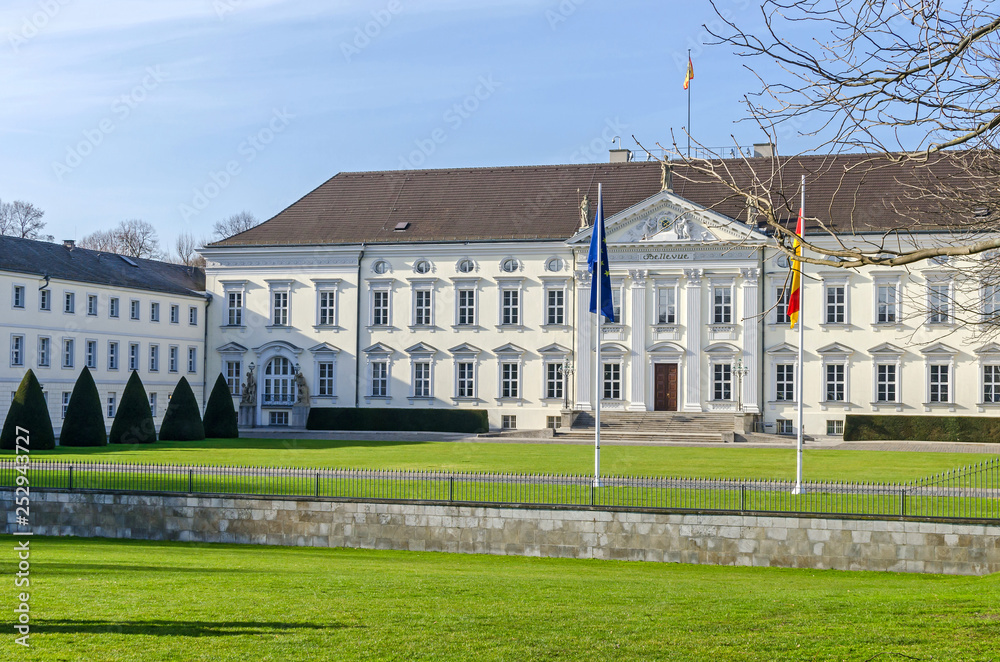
[196,152,1000,436]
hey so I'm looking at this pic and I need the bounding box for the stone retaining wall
[3,490,998,575]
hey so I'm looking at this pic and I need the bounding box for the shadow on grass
[0,437,431,457]
[36,619,358,637]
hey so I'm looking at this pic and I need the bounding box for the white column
[575,270,592,410]
[628,269,648,411]
[741,267,761,414]
[683,268,703,411]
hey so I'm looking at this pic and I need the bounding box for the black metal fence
[2,457,999,521]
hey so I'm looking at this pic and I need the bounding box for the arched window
[263,357,295,405]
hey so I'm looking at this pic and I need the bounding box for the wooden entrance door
[654,363,678,411]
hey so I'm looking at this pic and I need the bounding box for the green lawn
[2,437,997,482]
[1,536,997,661]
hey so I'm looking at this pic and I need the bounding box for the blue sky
[1,0,791,253]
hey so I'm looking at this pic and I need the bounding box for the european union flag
[587,185,615,322]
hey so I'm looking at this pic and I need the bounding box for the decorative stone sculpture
[579,194,591,229]
[295,371,309,403]
[241,368,256,404]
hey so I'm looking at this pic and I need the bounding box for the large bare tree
[174,232,206,267]
[642,0,1000,271]
[79,219,162,259]
[212,211,260,240]
[0,200,48,240]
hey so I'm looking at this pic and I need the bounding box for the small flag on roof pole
[683,55,694,90]
[788,208,803,329]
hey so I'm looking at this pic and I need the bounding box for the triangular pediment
[869,342,906,355]
[493,343,527,355]
[538,343,572,355]
[705,342,739,354]
[449,342,482,355]
[569,189,766,247]
[405,342,438,355]
[308,342,340,354]
[362,342,395,355]
[817,342,854,355]
[216,342,248,354]
[975,342,1000,356]
[921,342,958,356]
[766,342,798,355]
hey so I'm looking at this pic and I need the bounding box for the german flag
[683,57,694,90]
[788,209,803,329]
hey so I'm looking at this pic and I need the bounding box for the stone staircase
[559,411,735,443]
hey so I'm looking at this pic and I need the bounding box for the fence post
[188,468,193,494]
[591,481,595,506]
[315,473,320,498]
[68,464,73,491]
[899,487,906,518]
[449,475,454,502]
[740,482,746,512]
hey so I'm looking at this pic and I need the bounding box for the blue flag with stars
[587,186,615,322]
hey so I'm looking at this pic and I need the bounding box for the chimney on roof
[609,149,632,163]
[63,239,76,249]
[753,142,776,159]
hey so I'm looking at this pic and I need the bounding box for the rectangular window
[87,294,97,316]
[825,285,845,324]
[129,343,139,371]
[826,420,844,435]
[168,346,179,373]
[108,341,119,371]
[413,362,431,397]
[501,289,519,325]
[876,284,898,323]
[169,304,179,324]
[107,393,116,418]
[130,299,140,320]
[775,287,790,325]
[62,392,71,419]
[713,363,732,401]
[457,289,476,326]
[39,289,50,311]
[226,361,242,396]
[272,291,288,326]
[501,362,519,398]
[602,362,621,400]
[611,288,622,322]
[372,290,390,326]
[414,290,432,326]
[189,306,198,326]
[318,362,335,397]
[984,284,1000,322]
[37,337,50,367]
[547,416,561,430]
[149,393,157,417]
[776,363,795,401]
[187,347,197,373]
[11,335,24,366]
[501,414,516,430]
[63,338,74,368]
[150,302,160,322]
[86,340,97,369]
[12,285,25,309]
[371,361,388,397]
[149,344,159,372]
[64,292,75,314]
[109,296,119,318]
[929,364,950,402]
[227,292,243,326]
[318,291,335,326]
[928,284,950,324]
[825,364,845,401]
[776,419,793,435]
[876,364,897,402]
[456,362,475,398]
[713,287,732,324]
[545,362,564,400]
[546,289,565,325]
[984,365,1000,403]
[657,287,676,324]
[269,411,289,426]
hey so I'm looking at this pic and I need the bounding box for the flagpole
[795,175,805,493]
[594,183,603,488]
[686,48,691,158]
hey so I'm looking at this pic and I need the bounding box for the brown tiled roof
[212,154,965,247]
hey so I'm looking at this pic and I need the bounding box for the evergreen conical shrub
[109,371,156,444]
[159,376,205,441]
[1,369,55,450]
[203,373,239,439]
[60,367,108,447]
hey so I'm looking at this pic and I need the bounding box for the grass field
[2,437,997,482]
[1,536,997,661]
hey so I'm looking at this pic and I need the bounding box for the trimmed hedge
[844,414,1000,443]
[307,408,488,433]
[110,371,156,444]
[203,374,239,439]
[0,370,55,450]
[60,367,108,447]
[159,377,206,441]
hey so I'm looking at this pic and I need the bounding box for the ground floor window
[413,362,431,397]
[456,362,475,398]
[269,411,289,426]
[602,362,621,400]
[318,362,335,397]
[929,364,950,403]
[876,364,897,403]
[825,363,845,402]
[501,362,519,398]
[501,414,516,430]
[826,420,844,435]
[545,362,564,400]
[225,360,242,396]
[371,361,388,397]
[776,419,793,435]
[546,416,560,430]
[712,363,732,401]
[775,363,795,401]
[984,365,1000,403]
